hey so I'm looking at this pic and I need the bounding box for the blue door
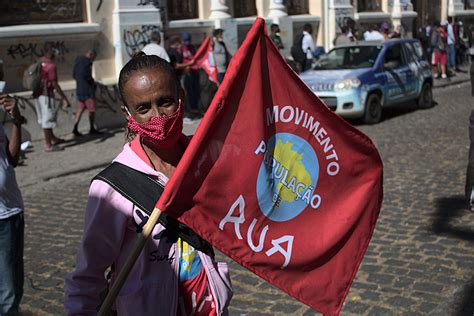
[382,43,415,104]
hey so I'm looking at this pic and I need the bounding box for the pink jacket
[64,144,233,315]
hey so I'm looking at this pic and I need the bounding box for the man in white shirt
[302,24,316,71]
[142,31,170,62]
[363,25,385,41]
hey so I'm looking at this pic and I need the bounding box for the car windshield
[314,45,382,70]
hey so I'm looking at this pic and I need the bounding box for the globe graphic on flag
[256,133,319,222]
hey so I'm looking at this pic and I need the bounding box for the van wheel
[417,83,433,109]
[364,94,382,124]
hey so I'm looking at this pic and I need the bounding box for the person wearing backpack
[431,20,448,80]
[35,43,71,152]
[292,24,316,73]
[64,53,232,315]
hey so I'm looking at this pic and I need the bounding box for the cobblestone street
[15,82,474,315]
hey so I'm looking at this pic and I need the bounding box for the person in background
[455,21,468,68]
[363,25,384,41]
[0,84,25,315]
[302,23,316,71]
[381,22,390,40]
[446,17,457,73]
[35,43,71,152]
[178,32,201,116]
[390,25,403,39]
[142,31,170,62]
[431,20,448,80]
[270,24,284,50]
[334,26,352,46]
[213,29,231,83]
[167,37,195,87]
[72,49,101,136]
[418,24,433,59]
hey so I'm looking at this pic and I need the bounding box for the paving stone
[412,282,444,294]
[367,273,395,285]
[270,302,302,313]
[367,306,395,316]
[417,302,439,313]
[343,301,371,313]
[385,295,417,308]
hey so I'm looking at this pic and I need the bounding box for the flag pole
[98,207,162,316]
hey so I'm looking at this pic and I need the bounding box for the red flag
[194,36,219,84]
[157,18,383,315]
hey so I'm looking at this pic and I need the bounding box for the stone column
[268,0,288,20]
[209,0,231,20]
[112,0,163,71]
[448,0,465,16]
[441,0,448,20]
[391,0,417,37]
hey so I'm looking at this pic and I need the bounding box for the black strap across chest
[92,162,212,254]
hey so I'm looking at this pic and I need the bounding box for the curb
[433,78,470,89]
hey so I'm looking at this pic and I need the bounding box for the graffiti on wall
[95,83,120,114]
[137,0,160,7]
[7,41,69,61]
[7,83,121,141]
[14,83,119,121]
[335,8,354,34]
[123,25,161,57]
[96,0,104,12]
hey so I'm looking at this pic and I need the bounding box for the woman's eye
[159,99,176,108]
[135,106,148,113]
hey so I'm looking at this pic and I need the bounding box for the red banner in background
[194,36,219,84]
[157,18,383,315]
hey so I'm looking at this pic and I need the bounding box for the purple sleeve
[64,181,129,315]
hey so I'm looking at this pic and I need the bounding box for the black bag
[92,162,212,254]
[291,33,306,65]
[22,61,43,98]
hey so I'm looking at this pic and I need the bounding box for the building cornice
[0,23,101,39]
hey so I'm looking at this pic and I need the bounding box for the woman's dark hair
[118,51,178,107]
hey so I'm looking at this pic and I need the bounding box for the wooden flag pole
[98,207,162,316]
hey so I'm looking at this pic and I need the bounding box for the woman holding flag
[64,53,232,315]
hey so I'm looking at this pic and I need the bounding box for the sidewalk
[433,66,471,89]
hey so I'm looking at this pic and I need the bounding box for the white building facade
[0,0,472,138]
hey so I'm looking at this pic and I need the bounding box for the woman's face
[122,68,179,123]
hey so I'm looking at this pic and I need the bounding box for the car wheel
[363,94,382,124]
[417,83,433,109]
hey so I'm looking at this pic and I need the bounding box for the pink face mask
[126,100,184,149]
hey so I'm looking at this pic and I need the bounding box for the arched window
[167,0,198,20]
[234,0,257,17]
[286,0,309,15]
[357,0,382,12]
[0,0,84,26]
